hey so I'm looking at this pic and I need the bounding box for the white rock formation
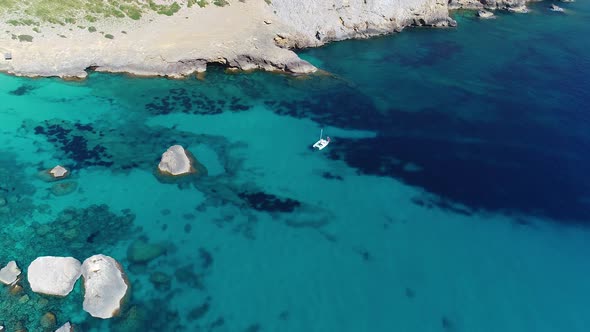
[271,0,455,48]
[49,165,68,178]
[55,322,73,332]
[81,255,129,319]
[477,9,495,18]
[27,256,82,296]
[0,260,21,285]
[158,145,192,176]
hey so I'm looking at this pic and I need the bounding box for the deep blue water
[1,2,590,331]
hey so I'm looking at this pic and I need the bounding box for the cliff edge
[0,0,526,79]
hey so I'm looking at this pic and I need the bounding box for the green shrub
[88,26,97,32]
[213,0,229,6]
[18,34,33,42]
[104,33,114,39]
[120,5,142,20]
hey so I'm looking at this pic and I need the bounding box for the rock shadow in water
[8,84,36,96]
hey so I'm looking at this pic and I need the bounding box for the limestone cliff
[0,0,531,79]
[271,0,455,48]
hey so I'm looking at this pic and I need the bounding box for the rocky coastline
[0,0,531,79]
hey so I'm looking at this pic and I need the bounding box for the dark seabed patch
[145,88,251,115]
[8,84,37,96]
[238,191,301,213]
[384,40,463,67]
[325,107,590,222]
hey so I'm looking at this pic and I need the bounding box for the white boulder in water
[477,10,494,18]
[55,322,73,332]
[50,165,69,178]
[0,260,21,285]
[81,254,129,319]
[28,256,82,296]
[550,4,564,11]
[158,145,192,176]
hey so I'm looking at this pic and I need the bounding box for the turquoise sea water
[1,2,590,331]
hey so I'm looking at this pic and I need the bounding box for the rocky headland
[0,0,530,79]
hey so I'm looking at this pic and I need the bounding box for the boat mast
[320,128,323,140]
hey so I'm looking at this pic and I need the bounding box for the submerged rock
[55,322,73,332]
[158,145,192,176]
[50,181,78,196]
[0,260,21,285]
[40,312,57,329]
[127,239,166,264]
[27,256,82,296]
[50,165,68,178]
[81,254,129,319]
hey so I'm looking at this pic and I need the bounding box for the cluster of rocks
[477,10,495,18]
[0,255,129,331]
[1,259,72,331]
[37,164,78,197]
[449,0,532,14]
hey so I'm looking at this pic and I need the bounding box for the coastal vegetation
[17,34,33,42]
[0,0,223,26]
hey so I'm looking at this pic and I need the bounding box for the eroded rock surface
[81,254,129,319]
[0,261,21,285]
[27,256,82,296]
[158,145,192,176]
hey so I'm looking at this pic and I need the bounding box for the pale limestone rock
[81,255,128,319]
[507,5,529,12]
[477,10,495,18]
[50,165,68,178]
[55,322,73,332]
[158,145,192,176]
[0,260,21,285]
[28,256,82,296]
[270,0,454,47]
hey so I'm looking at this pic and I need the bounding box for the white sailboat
[312,129,331,150]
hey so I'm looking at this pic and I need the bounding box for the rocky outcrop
[0,261,21,285]
[271,0,455,48]
[158,145,192,176]
[477,9,495,17]
[449,0,528,10]
[49,165,68,179]
[81,255,129,319]
[55,322,73,332]
[0,0,538,79]
[27,256,82,296]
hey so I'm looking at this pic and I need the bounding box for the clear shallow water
[1,2,590,331]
